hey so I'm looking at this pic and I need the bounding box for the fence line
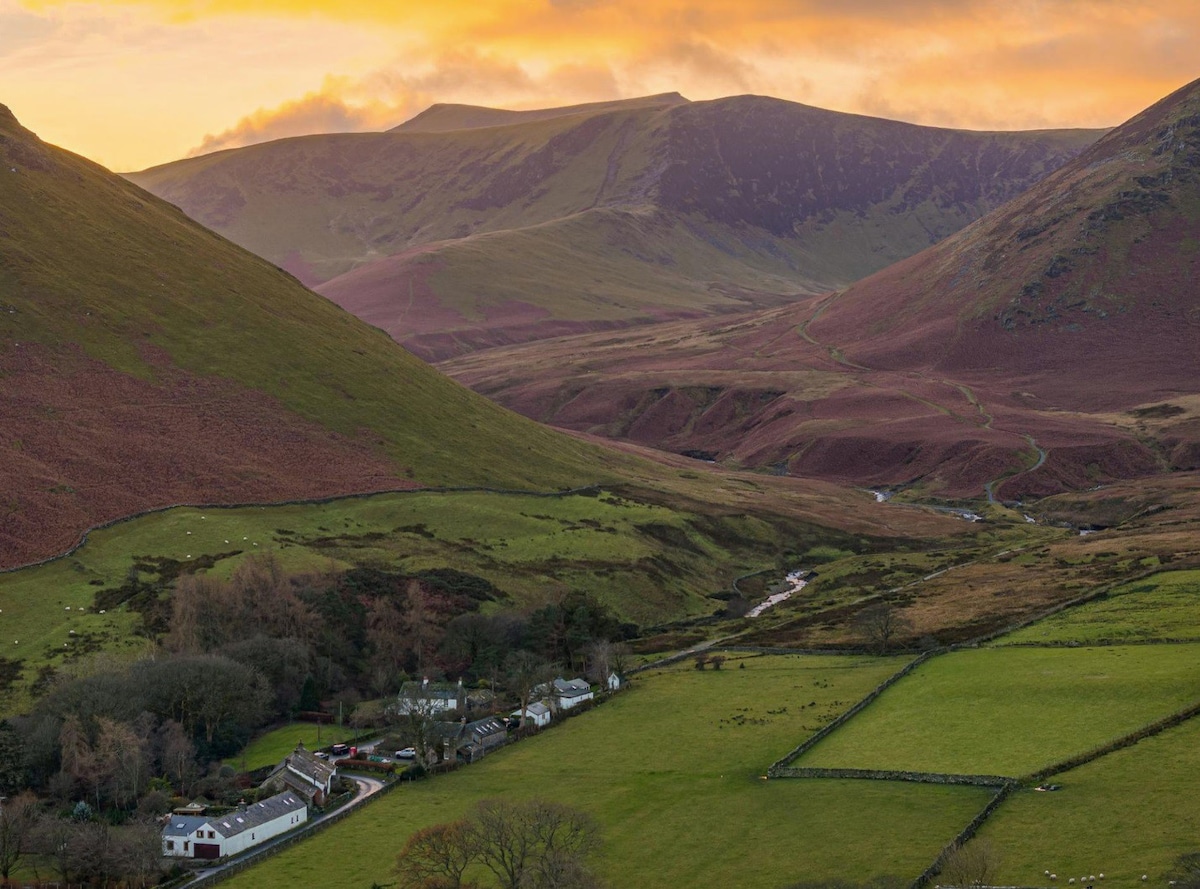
[767,649,939,775]
[910,782,1018,889]
[771,767,1014,787]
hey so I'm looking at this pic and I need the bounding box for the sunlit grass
[796,645,1200,777]
[221,654,991,889]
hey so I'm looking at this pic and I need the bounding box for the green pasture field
[0,488,798,710]
[997,570,1200,646]
[796,645,1200,777]
[221,654,992,889]
[226,722,363,772]
[973,713,1200,888]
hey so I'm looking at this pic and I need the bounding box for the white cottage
[162,792,307,860]
[511,700,552,728]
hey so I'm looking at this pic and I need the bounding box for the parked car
[395,747,416,759]
[330,743,349,756]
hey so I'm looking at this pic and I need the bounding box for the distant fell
[129,94,1102,360]
[439,78,1200,500]
[393,92,689,133]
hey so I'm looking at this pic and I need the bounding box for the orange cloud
[12,0,1200,168]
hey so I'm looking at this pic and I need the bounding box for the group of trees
[0,553,635,886]
[0,796,164,888]
[395,798,603,889]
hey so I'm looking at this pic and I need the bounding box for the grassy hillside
[0,102,639,566]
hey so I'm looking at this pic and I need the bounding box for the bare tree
[854,604,912,655]
[937,839,1000,888]
[395,819,479,889]
[94,716,149,808]
[0,791,37,880]
[116,820,168,889]
[157,719,198,796]
[470,799,602,889]
[367,597,407,693]
[504,651,557,730]
[404,580,440,677]
[394,686,447,769]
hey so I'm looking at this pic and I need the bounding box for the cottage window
[166,841,175,851]
[184,842,189,852]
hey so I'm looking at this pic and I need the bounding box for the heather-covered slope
[441,79,1200,500]
[810,78,1200,407]
[129,95,1100,360]
[0,104,620,567]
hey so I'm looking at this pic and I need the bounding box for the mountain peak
[392,92,689,134]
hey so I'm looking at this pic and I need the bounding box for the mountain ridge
[438,77,1200,499]
[128,94,1103,360]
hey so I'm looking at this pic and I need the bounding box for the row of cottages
[512,674,620,727]
[161,793,307,860]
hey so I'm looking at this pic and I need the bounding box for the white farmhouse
[396,678,465,715]
[539,677,594,712]
[161,792,307,860]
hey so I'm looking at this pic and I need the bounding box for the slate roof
[399,680,461,701]
[162,815,209,839]
[512,701,551,718]
[284,743,336,787]
[210,793,305,840]
[553,678,591,696]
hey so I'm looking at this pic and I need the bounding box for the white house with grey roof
[538,677,594,712]
[396,678,465,715]
[161,792,307,860]
[511,700,552,728]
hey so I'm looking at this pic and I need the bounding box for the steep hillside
[128,96,1100,360]
[810,78,1200,406]
[0,103,621,568]
[440,79,1200,500]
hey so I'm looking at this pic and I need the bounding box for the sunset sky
[2,0,1198,172]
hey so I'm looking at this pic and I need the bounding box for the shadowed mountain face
[440,78,1200,501]
[0,103,619,568]
[128,95,1101,361]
